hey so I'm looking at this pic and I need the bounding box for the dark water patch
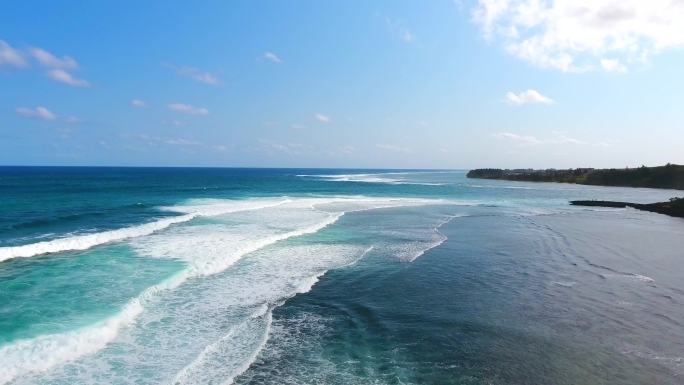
[238,212,684,384]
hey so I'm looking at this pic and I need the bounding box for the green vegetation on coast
[467,164,684,190]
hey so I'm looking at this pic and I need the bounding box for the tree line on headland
[467,164,684,218]
[467,164,684,190]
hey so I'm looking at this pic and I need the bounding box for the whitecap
[2,196,451,384]
[0,198,289,262]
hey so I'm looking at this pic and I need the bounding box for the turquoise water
[1,167,683,384]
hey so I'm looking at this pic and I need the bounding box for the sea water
[1,167,683,385]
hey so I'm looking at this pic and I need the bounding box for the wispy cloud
[376,143,411,153]
[16,106,57,121]
[263,51,282,63]
[600,58,628,73]
[165,119,185,127]
[48,69,90,87]
[332,145,356,155]
[505,89,554,106]
[164,137,202,146]
[28,46,90,87]
[165,64,219,85]
[168,103,209,115]
[493,132,542,145]
[56,127,74,138]
[132,133,229,152]
[131,99,147,108]
[472,0,684,72]
[493,132,592,146]
[258,139,309,155]
[0,40,27,67]
[1,41,90,87]
[386,18,416,44]
[29,47,78,69]
[315,113,331,123]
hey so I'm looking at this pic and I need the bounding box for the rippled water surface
[1,167,682,384]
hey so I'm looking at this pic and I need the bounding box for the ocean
[1,167,683,385]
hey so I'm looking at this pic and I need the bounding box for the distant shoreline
[571,199,684,218]
[467,164,684,190]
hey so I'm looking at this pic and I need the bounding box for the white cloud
[493,132,588,145]
[0,40,26,67]
[213,144,230,152]
[56,127,74,138]
[600,58,627,73]
[166,64,219,85]
[263,51,282,63]
[258,139,308,155]
[505,89,554,106]
[472,0,684,72]
[131,99,147,108]
[167,119,185,127]
[493,132,543,144]
[133,134,227,152]
[333,145,356,155]
[386,18,416,43]
[29,47,78,69]
[0,42,90,88]
[315,113,331,123]
[24,46,90,87]
[164,137,201,146]
[376,143,411,153]
[168,103,209,115]
[48,69,90,87]
[16,106,57,121]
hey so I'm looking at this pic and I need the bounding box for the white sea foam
[600,272,656,284]
[170,250,370,385]
[172,309,274,385]
[630,274,655,283]
[382,214,460,262]
[0,198,289,262]
[135,211,344,277]
[466,184,537,190]
[159,198,289,217]
[133,196,441,278]
[297,173,447,186]
[172,274,327,385]
[2,196,450,384]
[0,214,193,262]
[0,270,187,385]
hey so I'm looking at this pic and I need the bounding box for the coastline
[467,164,684,190]
[570,198,684,218]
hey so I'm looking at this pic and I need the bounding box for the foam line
[0,196,452,384]
[405,214,460,262]
[0,209,336,384]
[0,199,289,262]
[172,275,325,385]
[0,205,344,384]
[186,212,343,277]
[0,214,193,262]
[297,173,447,186]
[172,246,377,385]
[172,309,273,385]
[0,270,187,385]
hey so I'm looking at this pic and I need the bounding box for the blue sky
[2,0,684,168]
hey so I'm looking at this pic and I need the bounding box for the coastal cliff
[467,164,684,190]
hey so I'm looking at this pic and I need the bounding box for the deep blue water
[1,167,683,384]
